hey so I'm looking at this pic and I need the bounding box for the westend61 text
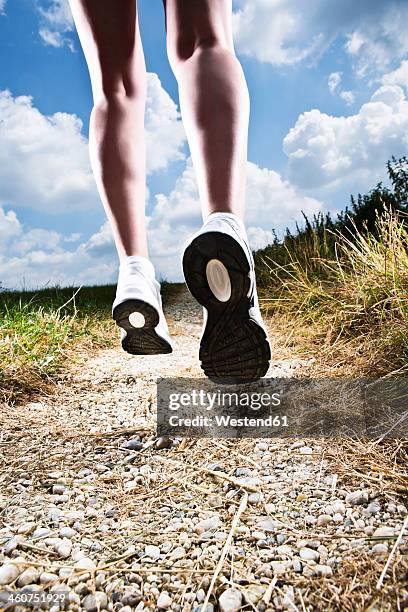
[168,414,288,427]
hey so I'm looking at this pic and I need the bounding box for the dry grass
[261,208,408,376]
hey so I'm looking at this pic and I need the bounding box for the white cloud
[233,0,408,76]
[39,28,66,49]
[283,84,408,190]
[12,228,62,255]
[0,207,21,243]
[382,60,408,90]
[0,209,117,290]
[64,232,81,243]
[145,73,186,174]
[245,161,322,230]
[0,78,185,214]
[247,226,275,251]
[0,1,6,14]
[328,72,355,106]
[339,90,355,106]
[328,72,342,95]
[0,90,98,213]
[37,0,74,50]
[344,7,408,78]
[38,0,73,28]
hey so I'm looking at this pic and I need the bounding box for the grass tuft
[0,285,117,404]
[259,208,408,375]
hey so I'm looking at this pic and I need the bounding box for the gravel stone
[39,572,59,585]
[83,591,108,611]
[218,587,242,611]
[157,591,172,609]
[0,564,20,585]
[248,493,264,504]
[373,526,395,538]
[59,526,77,538]
[55,539,73,559]
[144,544,161,560]
[73,557,96,571]
[299,547,320,561]
[317,514,332,526]
[345,490,369,505]
[315,564,333,577]
[367,501,381,514]
[370,543,389,555]
[155,437,172,450]
[194,516,221,534]
[17,568,40,587]
[121,438,143,451]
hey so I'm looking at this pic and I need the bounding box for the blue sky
[1,0,408,288]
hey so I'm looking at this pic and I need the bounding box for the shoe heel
[113,299,159,332]
[182,232,250,309]
[112,300,172,355]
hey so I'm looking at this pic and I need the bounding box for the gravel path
[0,288,407,611]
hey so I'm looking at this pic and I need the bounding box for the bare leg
[68,0,148,259]
[163,0,249,220]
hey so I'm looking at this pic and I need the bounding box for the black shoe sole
[112,299,172,355]
[182,231,271,383]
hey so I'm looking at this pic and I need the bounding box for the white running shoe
[182,212,271,382]
[112,256,172,355]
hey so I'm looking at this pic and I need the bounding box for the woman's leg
[68,0,148,259]
[163,0,249,220]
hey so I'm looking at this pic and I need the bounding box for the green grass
[0,284,115,403]
[0,282,178,403]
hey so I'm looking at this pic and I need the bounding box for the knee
[167,33,234,74]
[92,74,147,108]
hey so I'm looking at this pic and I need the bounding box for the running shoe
[182,213,270,382]
[112,256,172,355]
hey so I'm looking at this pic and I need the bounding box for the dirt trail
[0,288,406,611]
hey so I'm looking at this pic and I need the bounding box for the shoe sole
[182,231,271,383]
[112,299,172,355]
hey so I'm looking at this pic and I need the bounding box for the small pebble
[314,564,333,577]
[370,543,388,555]
[155,437,172,450]
[55,539,73,559]
[345,490,368,505]
[248,493,264,504]
[59,527,77,538]
[373,526,394,538]
[83,591,108,611]
[218,587,242,612]
[17,568,40,587]
[157,591,172,609]
[121,438,143,451]
[0,564,20,585]
[317,514,332,527]
[366,501,381,514]
[332,501,346,515]
[256,442,268,452]
[39,572,59,585]
[73,557,96,571]
[144,544,161,560]
[299,547,320,562]
[194,516,221,534]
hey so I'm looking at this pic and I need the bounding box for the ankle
[119,255,155,278]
